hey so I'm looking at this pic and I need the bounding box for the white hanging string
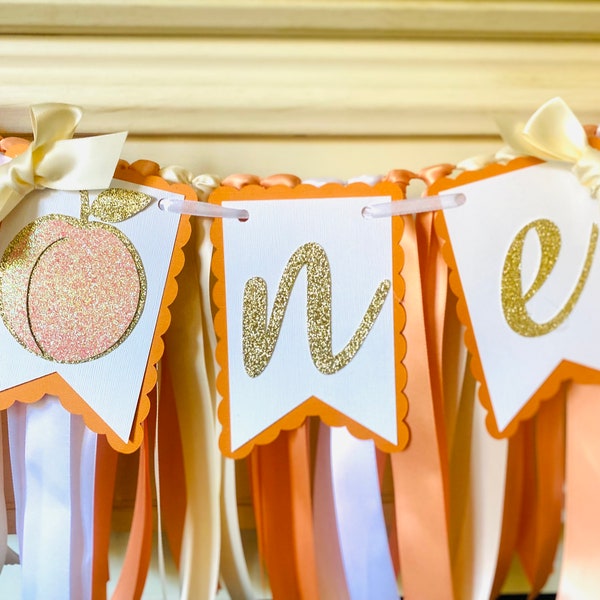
[158,198,249,221]
[159,190,466,220]
[362,193,466,218]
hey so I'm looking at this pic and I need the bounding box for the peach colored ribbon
[557,383,600,600]
[488,427,525,598]
[453,398,508,599]
[516,389,565,597]
[0,103,126,221]
[390,210,454,600]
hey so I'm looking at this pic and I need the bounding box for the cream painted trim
[1,36,600,137]
[2,1,600,40]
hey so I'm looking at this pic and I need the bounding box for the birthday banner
[1,98,600,600]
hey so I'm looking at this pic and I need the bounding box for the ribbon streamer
[557,383,600,599]
[164,221,221,600]
[248,425,319,600]
[313,424,398,600]
[7,397,97,599]
[0,103,126,221]
[515,390,565,597]
[390,210,454,600]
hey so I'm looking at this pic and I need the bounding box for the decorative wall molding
[2,36,600,137]
[2,1,600,40]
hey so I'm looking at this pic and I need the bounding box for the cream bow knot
[0,103,127,221]
[159,165,221,201]
[459,97,600,198]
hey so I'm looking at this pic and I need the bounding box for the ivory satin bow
[0,103,127,221]
[458,97,600,198]
[159,165,221,201]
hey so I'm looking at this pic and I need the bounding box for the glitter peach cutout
[29,222,141,361]
[0,189,147,364]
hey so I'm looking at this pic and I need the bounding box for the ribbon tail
[7,397,97,599]
[391,214,454,600]
[521,97,587,162]
[557,383,600,599]
[313,423,398,600]
[248,424,319,600]
[515,389,565,598]
[220,456,256,600]
[92,436,119,600]
[111,421,152,600]
[38,132,127,191]
[0,187,26,223]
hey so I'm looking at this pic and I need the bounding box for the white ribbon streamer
[8,397,97,600]
[314,424,399,600]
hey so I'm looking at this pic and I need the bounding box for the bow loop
[159,165,221,201]
[0,103,126,221]
[461,97,600,199]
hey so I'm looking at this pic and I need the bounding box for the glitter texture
[501,218,598,337]
[91,188,153,223]
[242,241,391,377]
[0,189,147,363]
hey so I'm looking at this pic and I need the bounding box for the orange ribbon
[248,424,319,600]
[111,420,153,600]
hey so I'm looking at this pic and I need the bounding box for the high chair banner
[2,97,600,600]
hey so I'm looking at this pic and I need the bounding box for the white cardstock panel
[442,162,600,433]
[221,196,397,452]
[0,179,183,442]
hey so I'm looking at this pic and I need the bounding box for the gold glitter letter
[501,219,598,337]
[242,242,391,377]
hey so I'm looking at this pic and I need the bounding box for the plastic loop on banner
[362,193,466,219]
[158,197,249,221]
[160,193,465,221]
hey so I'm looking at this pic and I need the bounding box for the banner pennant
[210,183,409,458]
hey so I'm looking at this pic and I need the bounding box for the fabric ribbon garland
[0,103,126,220]
[3,100,598,599]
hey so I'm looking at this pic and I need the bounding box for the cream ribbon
[159,165,221,201]
[458,97,600,198]
[0,103,127,221]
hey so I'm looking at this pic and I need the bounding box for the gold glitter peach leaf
[90,189,153,223]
